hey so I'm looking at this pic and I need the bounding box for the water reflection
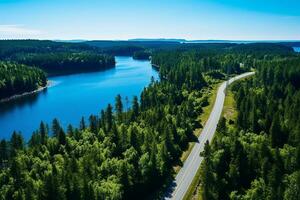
[0,56,159,140]
[0,89,47,115]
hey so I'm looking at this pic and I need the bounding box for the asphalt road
[165,72,255,200]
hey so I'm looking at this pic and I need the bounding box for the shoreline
[151,63,160,70]
[0,81,52,104]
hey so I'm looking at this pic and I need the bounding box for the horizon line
[0,38,300,42]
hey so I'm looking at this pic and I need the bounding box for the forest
[0,62,47,100]
[14,53,115,76]
[0,44,247,199]
[198,57,300,200]
[132,51,151,60]
[0,40,115,98]
[0,40,116,76]
[0,41,299,199]
[0,40,98,59]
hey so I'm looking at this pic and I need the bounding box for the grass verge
[182,83,226,200]
[222,85,237,122]
[183,77,250,200]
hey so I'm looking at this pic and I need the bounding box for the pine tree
[67,124,74,137]
[89,115,98,133]
[115,94,123,122]
[58,129,66,145]
[79,117,86,131]
[10,131,24,156]
[106,104,113,131]
[270,113,283,147]
[40,121,47,145]
[217,117,226,133]
[0,139,8,163]
[200,141,217,200]
[131,96,139,121]
[52,118,61,137]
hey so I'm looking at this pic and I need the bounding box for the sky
[0,0,299,40]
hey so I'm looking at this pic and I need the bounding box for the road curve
[165,72,255,200]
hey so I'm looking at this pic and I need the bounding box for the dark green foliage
[40,121,48,145]
[0,62,47,99]
[15,52,115,76]
[79,117,86,130]
[85,40,179,56]
[0,40,97,59]
[58,129,66,145]
[52,118,61,137]
[200,141,217,200]
[133,51,151,60]
[1,42,295,199]
[0,45,220,199]
[0,139,9,164]
[199,56,300,199]
[85,40,294,58]
[228,43,293,56]
[9,131,24,158]
[115,94,123,122]
[105,104,113,132]
[152,51,250,87]
[131,96,139,121]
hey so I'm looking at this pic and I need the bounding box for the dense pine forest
[14,53,115,76]
[0,62,47,100]
[132,51,151,60]
[0,40,299,199]
[0,40,97,59]
[198,57,300,200]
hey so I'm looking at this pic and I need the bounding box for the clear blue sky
[0,0,299,40]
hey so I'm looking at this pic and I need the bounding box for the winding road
[165,72,255,200]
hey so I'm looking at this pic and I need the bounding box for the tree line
[15,52,115,76]
[132,51,151,60]
[0,62,47,100]
[0,40,98,60]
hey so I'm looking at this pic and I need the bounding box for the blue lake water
[293,47,300,52]
[0,56,159,140]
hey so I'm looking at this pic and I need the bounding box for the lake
[294,47,300,52]
[0,56,159,140]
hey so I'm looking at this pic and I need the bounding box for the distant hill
[279,41,300,47]
[46,38,300,47]
[128,38,186,42]
[129,38,298,43]
[53,39,88,43]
